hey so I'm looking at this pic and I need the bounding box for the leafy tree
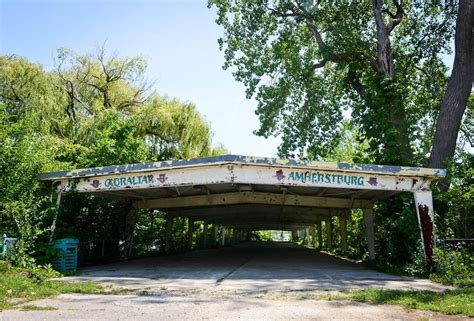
[209,0,473,274]
[0,49,225,265]
[209,0,456,165]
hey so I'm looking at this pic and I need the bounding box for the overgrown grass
[0,261,105,310]
[348,288,474,317]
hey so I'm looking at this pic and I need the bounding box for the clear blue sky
[0,0,282,157]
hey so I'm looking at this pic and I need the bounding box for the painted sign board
[56,163,432,194]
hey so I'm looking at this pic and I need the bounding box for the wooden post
[363,208,375,260]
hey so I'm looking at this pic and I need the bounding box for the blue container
[51,238,79,272]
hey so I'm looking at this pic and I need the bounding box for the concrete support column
[122,207,138,260]
[203,221,208,248]
[221,227,226,246]
[414,190,435,271]
[325,217,333,251]
[165,215,173,254]
[212,224,218,247]
[339,216,348,253]
[187,218,194,250]
[316,221,323,250]
[363,208,375,260]
[310,225,317,248]
[291,230,298,242]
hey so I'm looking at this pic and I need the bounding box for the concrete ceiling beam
[133,192,372,210]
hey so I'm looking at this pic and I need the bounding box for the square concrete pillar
[310,225,317,248]
[187,218,194,250]
[122,207,138,260]
[203,221,208,248]
[414,190,435,271]
[325,218,333,250]
[212,224,218,247]
[221,227,226,246]
[363,208,375,260]
[165,215,173,254]
[316,221,323,250]
[339,216,348,254]
[291,230,298,242]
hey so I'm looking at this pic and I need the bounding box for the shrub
[27,264,61,283]
[431,247,473,286]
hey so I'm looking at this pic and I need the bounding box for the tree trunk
[429,0,473,185]
[373,0,395,79]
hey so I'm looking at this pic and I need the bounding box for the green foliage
[434,152,473,239]
[133,212,190,255]
[0,49,224,267]
[209,0,455,164]
[255,230,275,241]
[431,247,473,287]
[350,288,474,317]
[344,210,368,259]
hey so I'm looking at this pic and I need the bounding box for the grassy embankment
[344,287,473,317]
[0,261,106,310]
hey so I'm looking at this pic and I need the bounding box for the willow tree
[209,0,456,165]
[0,51,224,263]
[51,47,224,165]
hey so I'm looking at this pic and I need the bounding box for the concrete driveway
[1,242,461,321]
[66,242,449,293]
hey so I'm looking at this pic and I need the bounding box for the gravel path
[1,293,470,321]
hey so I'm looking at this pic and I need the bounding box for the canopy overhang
[38,155,445,268]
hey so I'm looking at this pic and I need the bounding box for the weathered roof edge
[37,154,446,181]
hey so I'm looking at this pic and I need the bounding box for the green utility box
[51,238,79,272]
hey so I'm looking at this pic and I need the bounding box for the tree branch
[312,60,327,69]
[386,0,404,33]
[348,67,372,103]
[265,3,299,17]
[306,22,326,50]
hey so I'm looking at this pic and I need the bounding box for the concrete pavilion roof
[38,155,445,229]
[38,154,445,180]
